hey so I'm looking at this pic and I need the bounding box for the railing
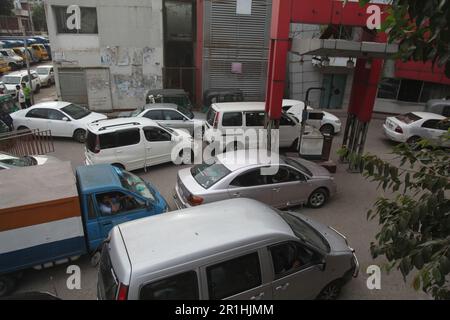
[0,129,54,157]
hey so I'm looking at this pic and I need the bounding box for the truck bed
[0,162,86,274]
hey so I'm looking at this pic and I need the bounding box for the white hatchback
[85,117,200,171]
[282,99,342,135]
[10,101,107,142]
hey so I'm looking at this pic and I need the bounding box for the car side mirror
[62,117,69,121]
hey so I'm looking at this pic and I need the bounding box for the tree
[0,0,14,16]
[339,131,450,299]
[32,3,47,32]
[359,0,450,78]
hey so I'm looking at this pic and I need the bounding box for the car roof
[117,198,295,274]
[411,112,446,120]
[86,117,158,133]
[142,103,179,110]
[36,65,53,69]
[76,164,122,194]
[215,149,283,171]
[211,101,266,112]
[5,70,37,77]
[282,99,305,107]
[30,101,72,110]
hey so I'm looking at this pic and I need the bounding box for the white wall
[45,0,164,110]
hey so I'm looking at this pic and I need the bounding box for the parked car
[282,99,342,135]
[0,57,10,75]
[145,89,193,110]
[383,112,450,147]
[85,117,200,171]
[10,101,107,143]
[30,44,49,61]
[0,152,61,170]
[35,65,54,87]
[12,47,34,64]
[425,99,450,117]
[174,149,336,209]
[0,48,24,70]
[118,103,204,137]
[98,198,359,300]
[204,102,308,151]
[2,70,41,94]
[0,81,6,94]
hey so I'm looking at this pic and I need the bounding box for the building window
[378,78,450,103]
[53,6,98,34]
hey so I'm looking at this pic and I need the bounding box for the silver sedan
[174,150,337,209]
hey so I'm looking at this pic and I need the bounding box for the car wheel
[111,163,125,170]
[179,148,194,165]
[17,126,29,132]
[407,136,421,148]
[320,124,335,135]
[308,188,328,208]
[0,275,16,297]
[73,129,86,143]
[316,279,342,300]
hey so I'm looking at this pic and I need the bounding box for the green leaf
[413,275,421,291]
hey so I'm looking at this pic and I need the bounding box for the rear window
[190,160,231,189]
[98,245,118,300]
[86,129,141,151]
[396,113,422,124]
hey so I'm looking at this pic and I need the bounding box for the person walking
[22,83,32,108]
[17,85,26,110]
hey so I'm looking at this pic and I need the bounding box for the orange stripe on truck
[0,197,82,232]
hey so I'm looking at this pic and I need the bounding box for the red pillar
[265,0,292,120]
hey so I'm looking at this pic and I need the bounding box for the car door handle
[250,292,265,300]
[232,192,241,197]
[116,150,123,154]
[272,188,280,192]
[275,283,290,291]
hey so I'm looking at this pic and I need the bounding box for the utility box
[321,133,333,161]
[299,127,324,160]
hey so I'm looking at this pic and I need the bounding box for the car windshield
[277,211,330,252]
[396,113,422,124]
[178,106,194,119]
[2,76,21,85]
[282,157,312,176]
[190,159,231,189]
[116,168,156,201]
[61,104,91,120]
[36,68,50,75]
[0,153,36,167]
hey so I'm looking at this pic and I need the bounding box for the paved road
[12,112,430,300]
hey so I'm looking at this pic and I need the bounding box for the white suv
[85,117,199,171]
[2,70,41,95]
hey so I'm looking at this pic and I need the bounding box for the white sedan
[35,65,55,87]
[282,99,342,135]
[11,101,107,143]
[0,152,61,170]
[383,112,450,147]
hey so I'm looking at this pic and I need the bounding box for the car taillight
[116,283,128,300]
[213,112,220,129]
[394,126,403,134]
[187,194,204,206]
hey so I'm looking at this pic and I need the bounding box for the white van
[85,117,199,171]
[204,102,310,150]
[97,198,359,300]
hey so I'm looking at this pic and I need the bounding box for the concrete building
[45,0,164,111]
[45,0,450,113]
[0,0,34,36]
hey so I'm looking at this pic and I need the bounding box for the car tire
[178,148,194,165]
[307,188,328,208]
[17,126,30,132]
[407,136,421,148]
[111,163,125,170]
[320,124,335,135]
[316,279,343,300]
[73,129,86,143]
[0,275,17,297]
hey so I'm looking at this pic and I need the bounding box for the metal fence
[0,129,54,157]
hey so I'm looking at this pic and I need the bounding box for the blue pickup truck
[0,162,168,296]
